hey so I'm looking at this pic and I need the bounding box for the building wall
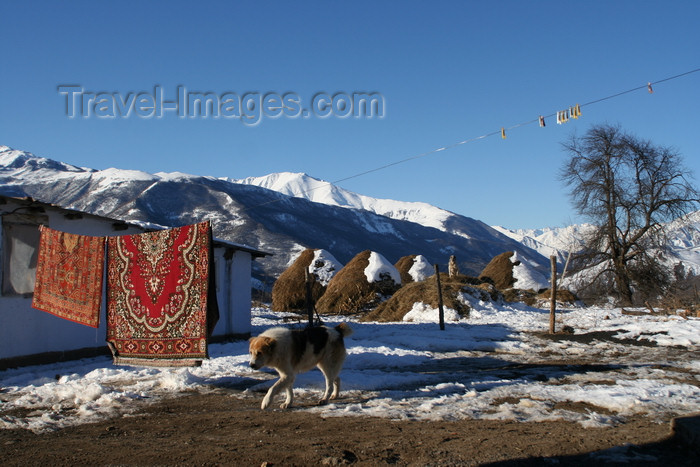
[230,250,252,336]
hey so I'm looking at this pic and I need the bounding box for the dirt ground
[1,388,698,466]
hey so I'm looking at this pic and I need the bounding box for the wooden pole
[434,264,445,330]
[561,250,572,282]
[549,255,557,334]
[305,269,314,327]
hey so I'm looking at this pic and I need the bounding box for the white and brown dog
[249,323,353,410]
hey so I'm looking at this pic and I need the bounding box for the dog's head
[248,335,276,370]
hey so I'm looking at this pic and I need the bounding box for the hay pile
[316,250,401,315]
[479,251,518,290]
[271,249,335,312]
[395,254,433,284]
[362,273,477,322]
[536,288,578,304]
[395,255,417,284]
[503,288,538,305]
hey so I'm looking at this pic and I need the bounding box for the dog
[249,323,353,410]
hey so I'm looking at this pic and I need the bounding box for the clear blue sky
[1,1,698,230]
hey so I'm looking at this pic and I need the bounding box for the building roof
[0,195,272,258]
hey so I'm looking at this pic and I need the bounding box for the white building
[0,195,269,368]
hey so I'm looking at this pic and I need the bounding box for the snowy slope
[233,172,501,241]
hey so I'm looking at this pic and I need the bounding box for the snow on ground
[1,302,698,433]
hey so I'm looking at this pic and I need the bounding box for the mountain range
[0,146,551,283]
[2,146,698,287]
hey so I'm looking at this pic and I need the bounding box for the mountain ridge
[0,146,551,282]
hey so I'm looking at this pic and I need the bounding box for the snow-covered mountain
[0,146,551,281]
[494,215,700,276]
[232,172,460,234]
[491,224,596,263]
[236,171,700,278]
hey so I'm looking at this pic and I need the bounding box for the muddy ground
[1,387,698,466]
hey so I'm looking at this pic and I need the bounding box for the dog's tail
[335,322,353,338]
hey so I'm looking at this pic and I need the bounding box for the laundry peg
[539,115,546,127]
[647,82,654,93]
[501,127,506,139]
[558,109,569,124]
[575,103,581,118]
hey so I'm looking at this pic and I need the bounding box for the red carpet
[32,226,105,328]
[106,221,218,366]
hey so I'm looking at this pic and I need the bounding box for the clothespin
[575,103,581,118]
[647,82,654,94]
[539,115,546,127]
[558,109,569,124]
[501,127,506,139]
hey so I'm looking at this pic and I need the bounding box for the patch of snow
[364,251,401,284]
[408,255,433,282]
[309,249,343,286]
[511,251,549,290]
[403,302,461,323]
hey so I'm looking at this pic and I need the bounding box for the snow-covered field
[1,300,698,433]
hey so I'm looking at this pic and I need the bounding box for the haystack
[362,273,473,322]
[536,288,578,304]
[271,248,342,312]
[395,254,433,284]
[479,251,518,290]
[315,250,401,315]
[395,255,417,284]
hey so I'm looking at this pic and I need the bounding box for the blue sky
[1,1,698,229]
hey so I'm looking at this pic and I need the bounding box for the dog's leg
[280,375,296,409]
[330,376,341,400]
[261,372,293,410]
[320,370,332,404]
[317,365,340,405]
[261,378,283,410]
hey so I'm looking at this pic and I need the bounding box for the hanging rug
[106,221,216,366]
[32,225,105,328]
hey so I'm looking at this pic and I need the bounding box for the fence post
[549,255,557,334]
[305,269,314,327]
[434,264,445,330]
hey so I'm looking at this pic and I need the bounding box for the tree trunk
[613,259,634,306]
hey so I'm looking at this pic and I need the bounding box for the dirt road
[1,388,697,466]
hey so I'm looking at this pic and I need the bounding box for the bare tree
[560,124,700,305]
